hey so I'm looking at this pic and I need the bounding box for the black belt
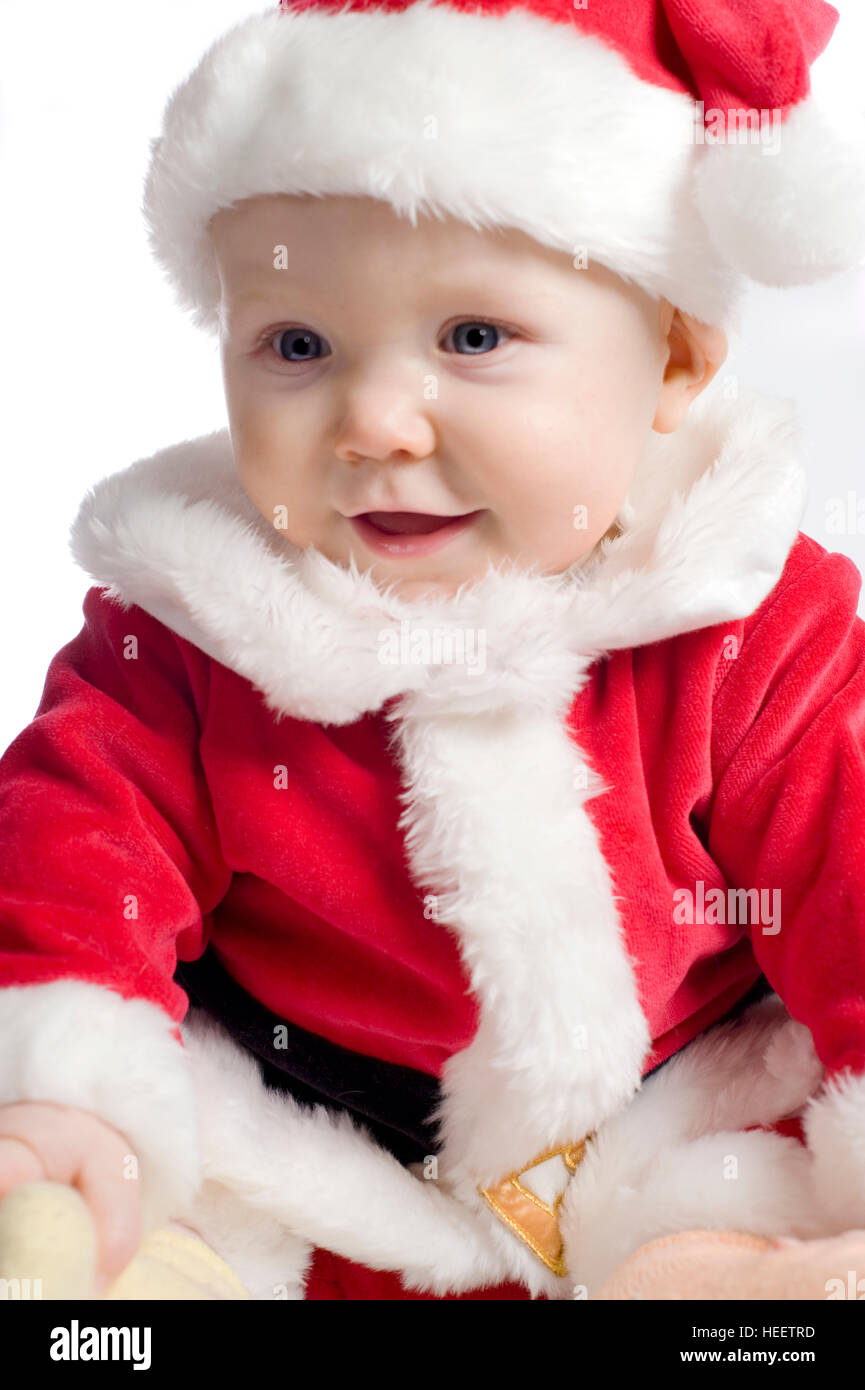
[174,948,775,1170]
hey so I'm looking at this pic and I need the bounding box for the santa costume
[1,0,865,1300]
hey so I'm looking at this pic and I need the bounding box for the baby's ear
[653,310,727,434]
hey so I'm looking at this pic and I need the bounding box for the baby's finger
[0,1134,47,1197]
[75,1156,143,1288]
[0,1103,86,1185]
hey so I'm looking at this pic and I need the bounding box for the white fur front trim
[0,981,200,1236]
[802,1066,865,1232]
[560,994,829,1295]
[143,0,739,333]
[695,94,865,288]
[393,692,651,1193]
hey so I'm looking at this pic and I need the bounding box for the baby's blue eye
[447,322,506,355]
[273,329,329,361]
[265,320,511,363]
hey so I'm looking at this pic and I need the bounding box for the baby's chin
[348,562,483,605]
[366,549,598,603]
[283,525,593,603]
[334,541,504,604]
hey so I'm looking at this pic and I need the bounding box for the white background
[0,0,863,751]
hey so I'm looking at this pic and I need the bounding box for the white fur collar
[67,384,807,1246]
[69,383,806,728]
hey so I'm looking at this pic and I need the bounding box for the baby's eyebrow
[226,289,303,309]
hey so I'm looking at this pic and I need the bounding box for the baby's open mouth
[349,509,484,558]
[362,512,463,535]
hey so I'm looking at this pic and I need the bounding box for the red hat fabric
[143,0,865,334]
[280,0,837,107]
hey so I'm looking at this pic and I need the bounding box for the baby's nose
[328,342,442,458]
[332,379,437,465]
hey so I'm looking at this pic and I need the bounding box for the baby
[2,0,865,1303]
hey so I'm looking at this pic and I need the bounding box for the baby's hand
[0,1101,142,1292]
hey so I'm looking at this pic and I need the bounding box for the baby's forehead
[210,192,611,300]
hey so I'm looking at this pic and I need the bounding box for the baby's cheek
[524,451,626,549]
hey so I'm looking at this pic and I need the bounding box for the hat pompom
[693,95,865,287]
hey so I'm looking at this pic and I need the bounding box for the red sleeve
[706,532,865,1227]
[0,585,232,1228]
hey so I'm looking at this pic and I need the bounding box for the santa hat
[143,0,865,335]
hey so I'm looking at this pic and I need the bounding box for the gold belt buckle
[479,1136,590,1277]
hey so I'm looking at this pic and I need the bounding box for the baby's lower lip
[349,511,484,557]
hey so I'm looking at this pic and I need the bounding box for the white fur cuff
[0,980,201,1234]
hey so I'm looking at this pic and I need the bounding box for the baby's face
[209,194,723,601]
